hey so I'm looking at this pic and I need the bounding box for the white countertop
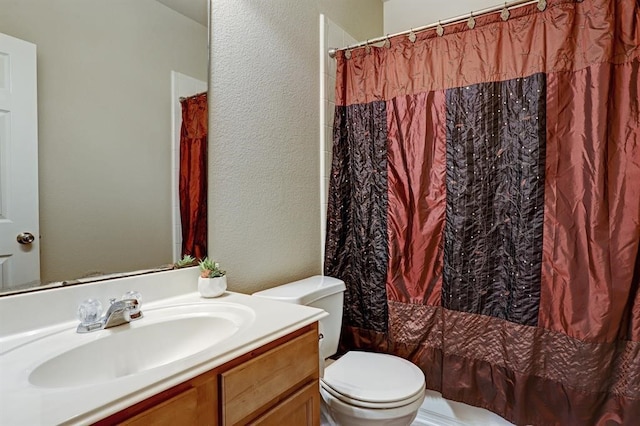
[0,287,326,425]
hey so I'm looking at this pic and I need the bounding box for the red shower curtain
[179,92,208,259]
[324,0,640,424]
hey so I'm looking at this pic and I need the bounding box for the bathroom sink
[27,302,255,388]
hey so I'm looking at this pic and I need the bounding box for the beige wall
[0,0,208,284]
[208,0,383,294]
[319,0,384,43]
[384,0,502,33]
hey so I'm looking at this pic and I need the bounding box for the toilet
[253,275,425,426]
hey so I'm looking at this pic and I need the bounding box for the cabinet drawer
[221,328,318,425]
[120,388,198,426]
[115,370,217,426]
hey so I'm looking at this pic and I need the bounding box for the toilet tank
[253,275,345,359]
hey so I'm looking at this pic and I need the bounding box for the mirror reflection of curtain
[179,93,208,259]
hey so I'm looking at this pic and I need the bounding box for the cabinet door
[221,328,318,425]
[250,381,320,426]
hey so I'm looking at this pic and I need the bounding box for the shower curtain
[179,92,208,259]
[324,0,639,424]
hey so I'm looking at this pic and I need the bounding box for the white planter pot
[198,275,227,298]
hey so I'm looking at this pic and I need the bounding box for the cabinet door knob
[17,232,35,245]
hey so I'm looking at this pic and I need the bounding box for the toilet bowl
[253,276,425,425]
[320,351,425,425]
[320,387,424,426]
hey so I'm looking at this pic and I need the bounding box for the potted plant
[197,257,227,298]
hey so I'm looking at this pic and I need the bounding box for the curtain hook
[344,49,352,60]
[384,35,391,49]
[501,3,510,21]
[408,28,417,43]
[436,21,444,37]
[537,0,547,11]
[365,39,371,54]
[467,12,476,29]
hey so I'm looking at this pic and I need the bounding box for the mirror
[0,0,208,295]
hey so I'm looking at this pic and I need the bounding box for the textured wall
[208,0,382,294]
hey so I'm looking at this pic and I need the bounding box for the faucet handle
[122,290,142,304]
[122,290,143,319]
[77,299,103,326]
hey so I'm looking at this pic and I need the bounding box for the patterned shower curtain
[324,0,639,424]
[179,92,208,259]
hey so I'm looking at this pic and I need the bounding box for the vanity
[0,268,326,425]
[103,323,319,425]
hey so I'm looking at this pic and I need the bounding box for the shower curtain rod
[328,0,544,58]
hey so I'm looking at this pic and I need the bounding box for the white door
[170,71,207,262]
[0,33,39,292]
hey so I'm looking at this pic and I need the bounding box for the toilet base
[320,385,424,426]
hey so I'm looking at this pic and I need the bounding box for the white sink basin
[26,302,255,388]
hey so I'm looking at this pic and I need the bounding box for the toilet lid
[321,351,425,404]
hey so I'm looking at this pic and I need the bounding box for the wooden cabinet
[120,388,203,426]
[250,381,319,426]
[96,323,320,426]
[119,371,218,426]
[221,326,318,425]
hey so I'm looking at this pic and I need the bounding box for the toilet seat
[320,385,425,424]
[321,379,424,409]
[321,351,426,409]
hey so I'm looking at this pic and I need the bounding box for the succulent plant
[174,254,196,269]
[199,257,226,278]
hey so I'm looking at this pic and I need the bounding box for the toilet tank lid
[252,275,345,305]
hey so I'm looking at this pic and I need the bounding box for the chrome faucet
[76,293,143,333]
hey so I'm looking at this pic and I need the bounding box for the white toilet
[253,275,425,426]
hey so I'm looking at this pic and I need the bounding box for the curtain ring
[408,29,417,43]
[344,49,352,60]
[467,12,476,29]
[537,0,547,11]
[436,21,444,37]
[365,39,371,54]
[501,3,510,21]
[384,35,391,49]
